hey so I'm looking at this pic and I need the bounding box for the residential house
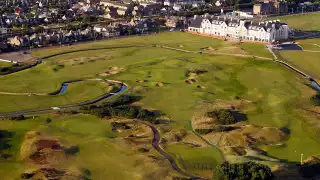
[253,0,288,15]
[173,4,182,11]
[165,0,205,6]
[117,8,129,16]
[164,0,175,6]
[9,36,23,47]
[188,15,290,43]
[105,10,119,19]
[102,28,120,37]
[165,16,185,27]
[94,24,108,32]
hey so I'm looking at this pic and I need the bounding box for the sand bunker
[156,82,164,87]
[197,85,205,89]
[98,66,124,76]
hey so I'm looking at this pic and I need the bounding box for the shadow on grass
[64,145,80,155]
[231,111,248,122]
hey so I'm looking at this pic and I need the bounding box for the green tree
[207,109,236,125]
[213,161,275,180]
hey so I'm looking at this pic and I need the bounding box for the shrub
[110,95,140,107]
[20,173,34,179]
[195,126,236,134]
[137,109,154,120]
[138,148,149,153]
[195,129,213,134]
[207,109,236,125]
[310,93,320,106]
[46,118,52,124]
[9,115,25,121]
[213,161,275,180]
[29,150,41,159]
[79,103,158,122]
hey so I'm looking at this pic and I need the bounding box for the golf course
[1,32,320,179]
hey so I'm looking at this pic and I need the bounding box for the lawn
[0,80,116,113]
[1,31,320,177]
[269,12,320,30]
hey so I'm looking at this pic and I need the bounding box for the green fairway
[280,50,320,78]
[0,80,116,113]
[269,12,320,30]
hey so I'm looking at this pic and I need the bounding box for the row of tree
[80,95,161,122]
[213,161,275,180]
[207,109,237,125]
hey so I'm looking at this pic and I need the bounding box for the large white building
[188,15,290,43]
